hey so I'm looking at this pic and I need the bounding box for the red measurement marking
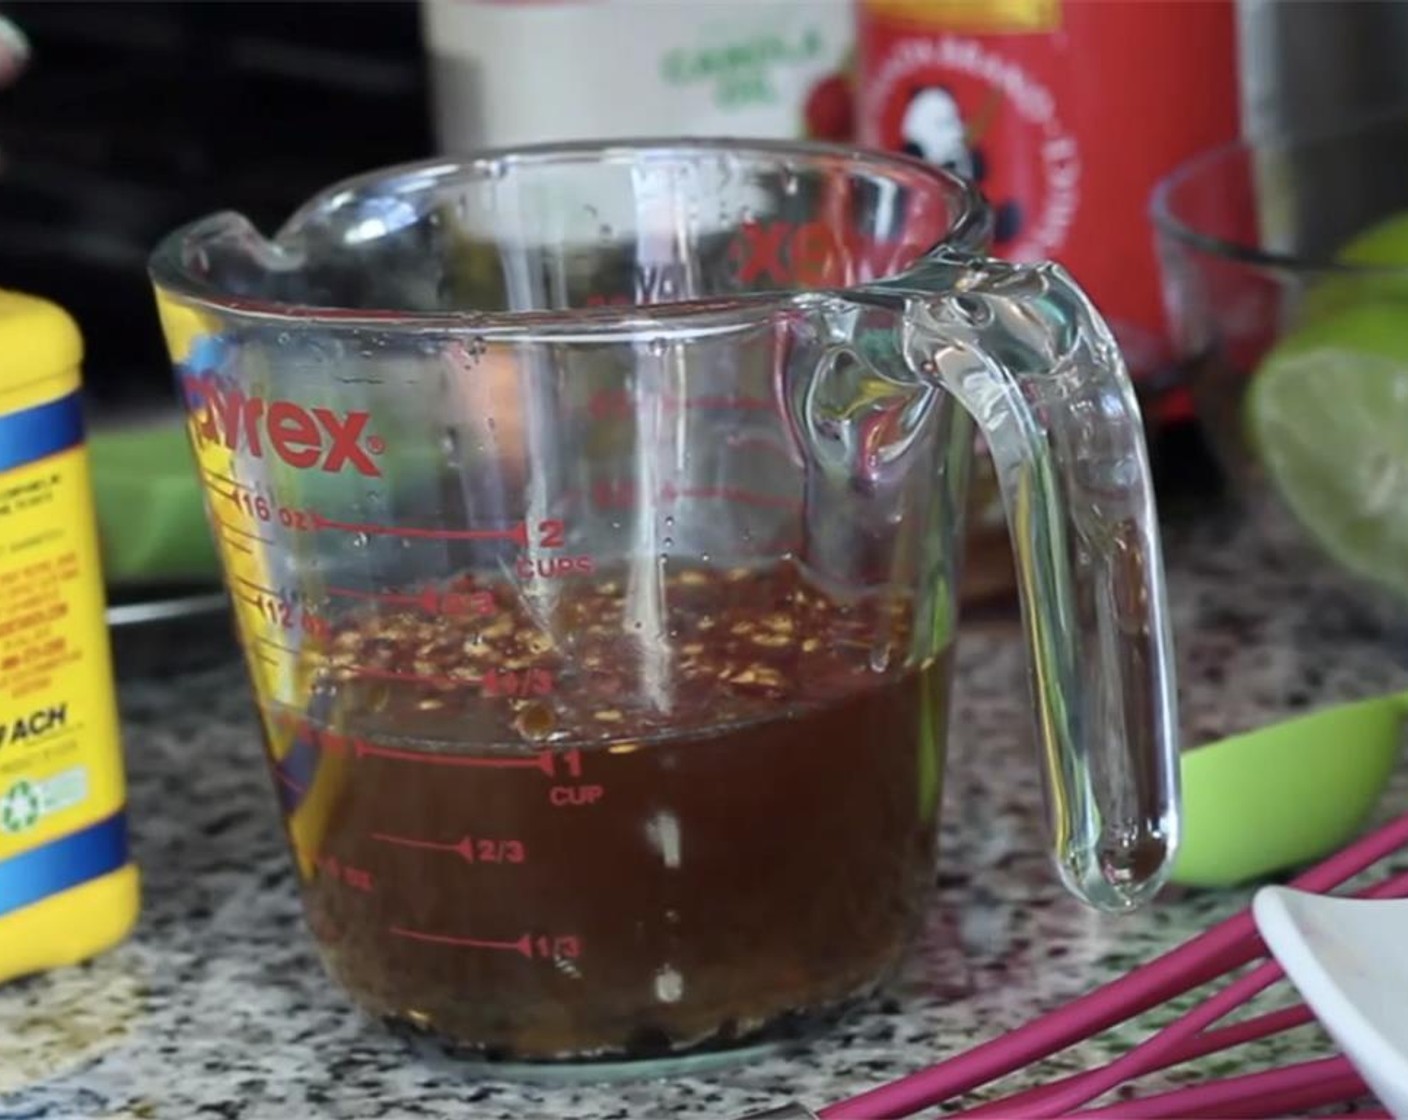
[243,592,328,638]
[688,394,775,413]
[273,769,305,795]
[441,590,497,616]
[313,854,373,890]
[328,585,395,604]
[215,516,272,544]
[342,664,469,690]
[353,740,556,776]
[342,866,374,892]
[535,519,565,549]
[549,784,604,807]
[390,928,534,958]
[581,475,798,513]
[372,832,468,856]
[660,483,800,511]
[577,482,629,511]
[387,929,581,960]
[313,728,353,756]
[286,717,563,776]
[228,491,315,531]
[725,434,800,462]
[482,668,554,698]
[371,832,527,865]
[587,390,632,420]
[308,512,530,546]
[336,664,552,695]
[516,554,595,580]
[326,585,495,616]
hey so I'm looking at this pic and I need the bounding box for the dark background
[0,1,431,410]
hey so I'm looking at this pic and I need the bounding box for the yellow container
[0,290,138,982]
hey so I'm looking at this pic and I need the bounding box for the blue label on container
[0,391,84,473]
[0,810,129,918]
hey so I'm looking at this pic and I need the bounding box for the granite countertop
[3,519,1407,1120]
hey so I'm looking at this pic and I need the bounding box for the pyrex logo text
[729,219,938,288]
[583,220,942,307]
[181,372,385,476]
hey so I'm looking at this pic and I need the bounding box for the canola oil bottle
[0,289,138,981]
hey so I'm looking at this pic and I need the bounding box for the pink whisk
[739,810,1408,1120]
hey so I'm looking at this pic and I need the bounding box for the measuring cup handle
[891,254,1179,910]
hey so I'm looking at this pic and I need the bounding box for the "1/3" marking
[388,928,582,960]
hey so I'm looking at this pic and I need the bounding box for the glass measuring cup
[149,139,1179,1068]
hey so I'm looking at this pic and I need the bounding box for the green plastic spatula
[1173,691,1407,888]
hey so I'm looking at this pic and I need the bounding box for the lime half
[1336,211,1408,267]
[1299,210,1408,325]
[1247,302,1408,600]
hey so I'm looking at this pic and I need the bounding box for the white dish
[1254,887,1408,1118]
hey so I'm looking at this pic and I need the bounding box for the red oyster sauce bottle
[857,0,1241,418]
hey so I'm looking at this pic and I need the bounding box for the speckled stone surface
[3,517,1406,1120]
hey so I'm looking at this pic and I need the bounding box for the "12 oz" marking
[249,594,330,640]
[315,853,375,892]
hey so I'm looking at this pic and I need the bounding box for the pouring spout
[149,211,308,311]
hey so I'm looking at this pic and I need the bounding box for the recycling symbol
[1,780,42,834]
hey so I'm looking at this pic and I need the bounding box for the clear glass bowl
[1152,109,1408,612]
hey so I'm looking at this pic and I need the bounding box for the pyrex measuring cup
[149,139,1179,1068]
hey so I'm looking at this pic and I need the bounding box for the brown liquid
[258,562,950,1062]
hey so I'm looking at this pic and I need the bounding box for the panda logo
[899,85,1023,245]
